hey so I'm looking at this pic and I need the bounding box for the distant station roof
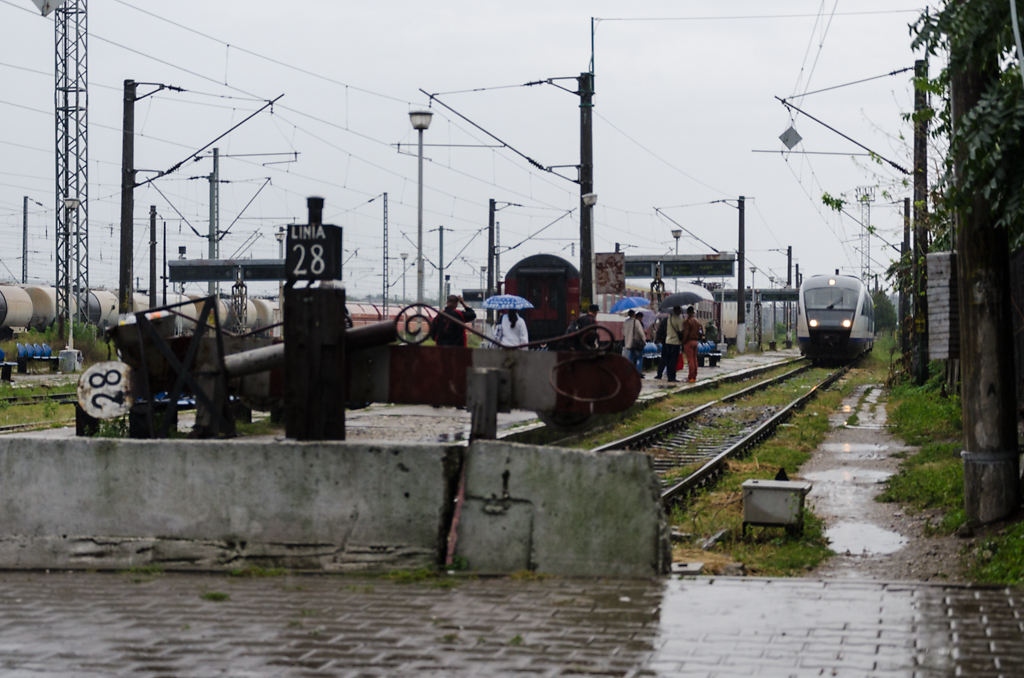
[168,259,285,282]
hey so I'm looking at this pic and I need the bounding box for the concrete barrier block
[455,440,671,577]
[0,437,459,572]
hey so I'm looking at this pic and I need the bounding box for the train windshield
[804,286,859,311]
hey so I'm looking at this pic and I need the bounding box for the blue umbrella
[483,294,534,310]
[609,296,651,313]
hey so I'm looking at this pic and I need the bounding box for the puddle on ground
[818,442,890,459]
[826,521,908,555]
[803,468,893,485]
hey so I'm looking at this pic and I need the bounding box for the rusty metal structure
[89,295,641,440]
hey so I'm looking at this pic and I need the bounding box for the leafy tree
[913,1,1024,247]
[872,289,897,333]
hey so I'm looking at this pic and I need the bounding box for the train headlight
[842,318,852,328]
[809,318,818,328]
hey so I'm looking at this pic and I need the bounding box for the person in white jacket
[491,309,529,349]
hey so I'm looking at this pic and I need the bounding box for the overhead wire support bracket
[420,88,579,184]
[136,94,284,189]
[133,82,185,102]
[774,96,910,175]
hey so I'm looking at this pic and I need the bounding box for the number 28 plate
[285,223,342,281]
[77,361,134,419]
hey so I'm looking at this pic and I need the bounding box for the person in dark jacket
[431,295,476,346]
[653,316,668,379]
[572,304,600,350]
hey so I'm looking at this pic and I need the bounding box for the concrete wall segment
[0,437,458,572]
[0,436,667,577]
[456,440,671,577]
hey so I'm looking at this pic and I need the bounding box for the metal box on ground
[742,479,812,535]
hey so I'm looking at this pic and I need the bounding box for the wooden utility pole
[913,60,930,385]
[118,79,137,314]
[901,197,911,357]
[951,52,1019,523]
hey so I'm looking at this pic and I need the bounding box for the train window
[804,287,858,310]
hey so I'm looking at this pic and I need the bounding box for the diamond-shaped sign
[31,0,66,16]
[779,125,802,150]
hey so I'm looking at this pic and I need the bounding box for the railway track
[0,391,78,407]
[592,362,852,508]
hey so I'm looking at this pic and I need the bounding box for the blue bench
[15,343,58,374]
[697,341,722,367]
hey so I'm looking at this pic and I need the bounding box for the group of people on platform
[428,295,713,383]
[429,294,529,349]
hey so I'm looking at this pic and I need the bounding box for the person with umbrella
[431,294,477,346]
[622,309,646,375]
[491,308,529,349]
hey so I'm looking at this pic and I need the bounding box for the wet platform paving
[12,348,1020,675]
[2,570,1022,676]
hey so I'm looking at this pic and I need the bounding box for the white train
[796,274,875,363]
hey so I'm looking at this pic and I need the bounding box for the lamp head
[671,229,682,240]
[409,109,433,131]
[581,192,597,207]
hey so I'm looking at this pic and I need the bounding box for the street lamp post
[671,229,682,292]
[409,110,433,304]
[400,252,409,303]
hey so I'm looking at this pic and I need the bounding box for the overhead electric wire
[146,183,204,238]
[219,177,272,241]
[596,112,729,197]
[787,67,915,100]
[135,95,283,189]
[594,9,923,21]
[775,97,910,175]
[5,0,580,268]
[422,89,570,182]
[653,207,719,253]
[111,0,409,105]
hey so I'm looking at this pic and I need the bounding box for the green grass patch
[881,357,965,535]
[200,591,230,602]
[0,401,75,429]
[968,520,1024,585]
[234,418,281,437]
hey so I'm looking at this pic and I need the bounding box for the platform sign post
[284,197,346,440]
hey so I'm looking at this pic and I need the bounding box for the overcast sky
[0,1,938,302]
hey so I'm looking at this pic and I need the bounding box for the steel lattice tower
[856,186,874,284]
[54,0,88,326]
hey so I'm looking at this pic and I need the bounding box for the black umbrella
[659,287,713,311]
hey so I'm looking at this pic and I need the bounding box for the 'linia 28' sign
[285,222,342,281]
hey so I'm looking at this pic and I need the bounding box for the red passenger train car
[503,254,580,343]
